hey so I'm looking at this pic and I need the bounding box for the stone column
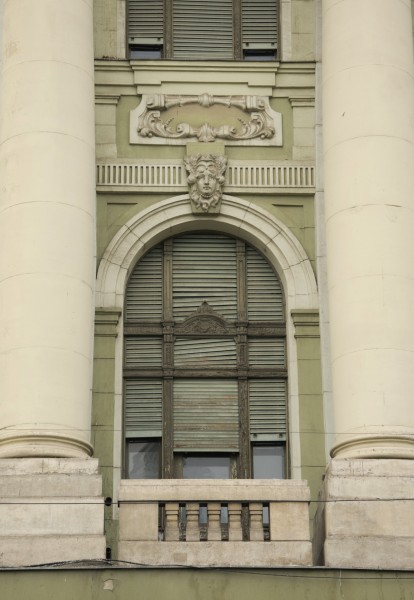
[0,0,96,457]
[323,0,414,459]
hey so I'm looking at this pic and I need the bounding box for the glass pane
[252,445,285,479]
[129,46,163,59]
[128,441,160,479]
[182,454,230,479]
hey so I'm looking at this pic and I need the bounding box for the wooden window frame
[123,233,287,479]
[127,0,278,61]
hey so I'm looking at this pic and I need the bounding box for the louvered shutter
[126,245,163,321]
[249,379,286,441]
[174,379,239,451]
[175,338,237,368]
[172,0,234,59]
[125,379,163,438]
[242,0,278,50]
[125,338,163,368]
[127,0,164,44]
[248,338,285,367]
[173,234,237,321]
[247,246,284,321]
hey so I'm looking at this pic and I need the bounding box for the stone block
[119,503,159,541]
[314,458,414,569]
[0,497,104,536]
[326,500,414,538]
[0,535,106,567]
[0,474,102,497]
[270,501,310,541]
[325,537,414,570]
[0,458,106,567]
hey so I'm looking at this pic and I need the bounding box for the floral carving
[184,154,227,214]
[130,94,283,146]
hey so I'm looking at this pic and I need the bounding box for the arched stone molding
[96,194,318,485]
[96,195,318,311]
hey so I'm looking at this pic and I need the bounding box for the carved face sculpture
[184,154,227,213]
[195,161,219,198]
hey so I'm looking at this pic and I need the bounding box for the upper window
[127,0,279,60]
[124,232,287,480]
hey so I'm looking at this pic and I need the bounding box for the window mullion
[163,0,173,58]
[236,240,250,477]
[233,0,243,60]
[162,239,174,477]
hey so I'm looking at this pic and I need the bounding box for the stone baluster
[185,503,200,541]
[228,502,243,541]
[249,503,264,541]
[164,502,180,541]
[207,502,222,541]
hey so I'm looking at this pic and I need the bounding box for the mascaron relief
[130,94,283,146]
[184,154,227,214]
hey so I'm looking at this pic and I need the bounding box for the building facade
[0,0,414,594]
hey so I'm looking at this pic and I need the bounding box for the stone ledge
[119,479,311,502]
[118,541,313,568]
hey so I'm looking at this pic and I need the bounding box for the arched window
[124,232,287,479]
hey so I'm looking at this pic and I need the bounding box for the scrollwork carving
[130,94,283,146]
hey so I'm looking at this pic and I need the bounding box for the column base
[0,433,93,459]
[0,458,106,567]
[331,434,414,460]
[313,458,414,569]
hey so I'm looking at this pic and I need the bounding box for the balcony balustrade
[118,479,312,567]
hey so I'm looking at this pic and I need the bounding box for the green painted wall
[92,0,321,558]
[1,568,413,600]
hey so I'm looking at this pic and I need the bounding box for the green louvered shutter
[248,338,285,367]
[127,0,164,45]
[249,379,286,441]
[125,379,163,438]
[125,337,163,368]
[242,0,278,50]
[175,338,237,368]
[172,0,234,59]
[172,234,237,321]
[126,245,163,321]
[246,246,284,321]
[174,379,239,451]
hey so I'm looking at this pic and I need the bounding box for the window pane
[130,46,163,59]
[252,445,285,478]
[128,441,161,478]
[182,454,230,479]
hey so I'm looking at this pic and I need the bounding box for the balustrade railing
[118,479,312,567]
[160,501,270,542]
